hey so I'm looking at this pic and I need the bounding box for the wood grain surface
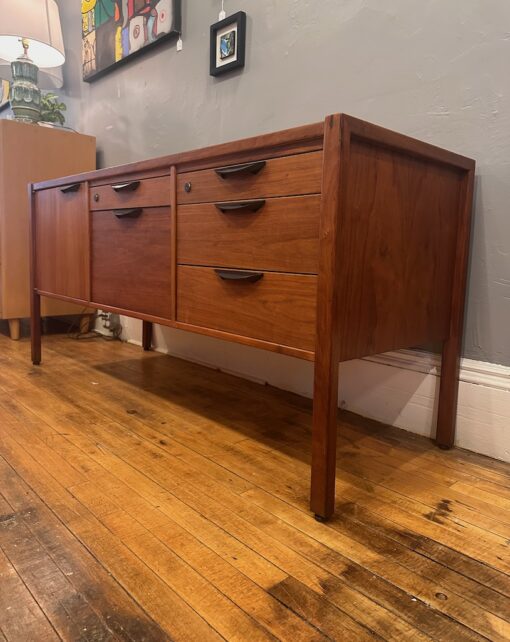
[177,151,323,204]
[177,266,317,351]
[178,195,321,274]
[92,208,172,319]
[34,185,90,302]
[1,334,508,642]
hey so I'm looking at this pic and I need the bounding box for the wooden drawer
[177,266,317,351]
[177,195,320,274]
[177,151,323,204]
[90,175,171,211]
[91,207,172,318]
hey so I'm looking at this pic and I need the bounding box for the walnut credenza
[29,114,475,520]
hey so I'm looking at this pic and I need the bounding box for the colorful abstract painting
[82,0,181,81]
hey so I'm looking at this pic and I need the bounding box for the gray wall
[57,0,509,366]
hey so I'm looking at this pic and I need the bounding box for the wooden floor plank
[0,544,60,642]
[0,334,509,642]
[0,374,492,641]
[0,457,172,642]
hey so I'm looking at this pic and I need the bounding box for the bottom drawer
[92,208,172,318]
[177,266,317,351]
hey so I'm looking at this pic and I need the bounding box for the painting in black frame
[210,11,246,77]
[82,0,182,82]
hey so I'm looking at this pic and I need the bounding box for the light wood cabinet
[0,120,95,338]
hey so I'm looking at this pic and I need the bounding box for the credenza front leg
[31,291,41,365]
[435,168,474,450]
[310,354,339,521]
[436,337,460,449]
[142,321,153,351]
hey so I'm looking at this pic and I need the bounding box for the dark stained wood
[142,321,153,351]
[30,291,41,366]
[0,461,169,642]
[173,321,315,361]
[90,175,171,211]
[337,128,464,361]
[34,184,90,302]
[436,167,476,448]
[0,335,509,642]
[310,115,345,520]
[0,544,60,642]
[91,208,172,319]
[177,151,323,204]
[344,115,475,171]
[170,166,178,320]
[28,185,41,366]
[178,195,321,274]
[33,121,325,191]
[30,113,476,520]
[177,266,317,351]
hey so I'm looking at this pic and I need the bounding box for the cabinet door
[91,207,172,318]
[34,184,89,301]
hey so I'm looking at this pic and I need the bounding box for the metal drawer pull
[215,269,264,283]
[112,180,141,192]
[60,183,81,193]
[215,199,265,213]
[114,208,143,218]
[215,160,266,179]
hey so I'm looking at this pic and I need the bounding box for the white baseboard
[124,320,510,464]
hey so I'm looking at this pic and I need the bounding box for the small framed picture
[210,11,246,77]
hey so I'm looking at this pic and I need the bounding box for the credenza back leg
[310,356,339,521]
[31,291,41,366]
[436,337,461,449]
[142,321,153,351]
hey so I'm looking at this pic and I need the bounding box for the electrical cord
[66,309,122,341]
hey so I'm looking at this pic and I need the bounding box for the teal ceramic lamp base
[9,41,41,123]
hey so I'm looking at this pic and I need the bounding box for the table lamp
[0,0,65,122]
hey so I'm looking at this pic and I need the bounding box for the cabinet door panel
[34,184,89,301]
[91,208,172,318]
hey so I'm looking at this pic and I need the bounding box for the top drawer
[177,151,323,204]
[90,175,171,210]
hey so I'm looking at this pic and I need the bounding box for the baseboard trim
[127,331,510,463]
[365,349,510,392]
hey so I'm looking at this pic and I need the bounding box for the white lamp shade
[0,57,63,89]
[0,0,65,68]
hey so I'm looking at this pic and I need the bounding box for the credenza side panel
[338,136,465,361]
[34,184,90,302]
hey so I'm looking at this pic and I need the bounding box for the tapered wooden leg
[142,321,153,351]
[435,169,475,450]
[8,319,21,341]
[31,292,41,365]
[310,114,344,521]
[436,337,461,449]
[310,353,340,521]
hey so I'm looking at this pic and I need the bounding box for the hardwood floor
[0,334,509,641]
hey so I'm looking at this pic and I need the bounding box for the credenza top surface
[32,114,474,193]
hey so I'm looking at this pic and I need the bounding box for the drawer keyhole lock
[184,181,192,193]
[94,193,100,202]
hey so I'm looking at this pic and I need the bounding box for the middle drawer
[90,175,171,211]
[177,195,320,274]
